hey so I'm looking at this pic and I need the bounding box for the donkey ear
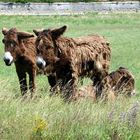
[33,29,42,36]
[51,25,67,39]
[2,27,8,35]
[17,31,34,40]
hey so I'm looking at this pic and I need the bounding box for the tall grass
[0,89,140,139]
[0,13,140,139]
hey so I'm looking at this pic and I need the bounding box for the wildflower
[33,117,47,133]
[31,115,47,140]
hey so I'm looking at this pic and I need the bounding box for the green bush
[15,0,28,3]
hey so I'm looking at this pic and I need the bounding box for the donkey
[2,28,37,96]
[33,25,111,99]
[97,67,135,100]
[73,67,135,102]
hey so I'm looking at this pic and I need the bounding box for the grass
[0,13,140,139]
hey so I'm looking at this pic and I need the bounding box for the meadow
[0,13,140,139]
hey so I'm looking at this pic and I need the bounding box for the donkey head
[33,25,67,69]
[2,28,34,66]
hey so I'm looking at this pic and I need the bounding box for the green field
[0,13,140,139]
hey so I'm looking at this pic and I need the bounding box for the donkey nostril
[4,58,9,63]
[37,61,45,69]
[37,61,42,68]
[3,58,11,66]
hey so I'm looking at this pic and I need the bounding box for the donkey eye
[10,41,17,47]
[36,47,40,54]
[10,42,16,48]
[10,43,14,47]
[37,49,40,54]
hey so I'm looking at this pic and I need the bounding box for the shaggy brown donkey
[73,67,135,101]
[33,26,111,99]
[98,67,135,100]
[2,28,37,96]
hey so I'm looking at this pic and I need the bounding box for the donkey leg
[48,75,58,96]
[29,68,36,97]
[92,70,108,86]
[17,71,27,96]
[71,73,78,94]
[48,75,56,88]
[63,72,78,100]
